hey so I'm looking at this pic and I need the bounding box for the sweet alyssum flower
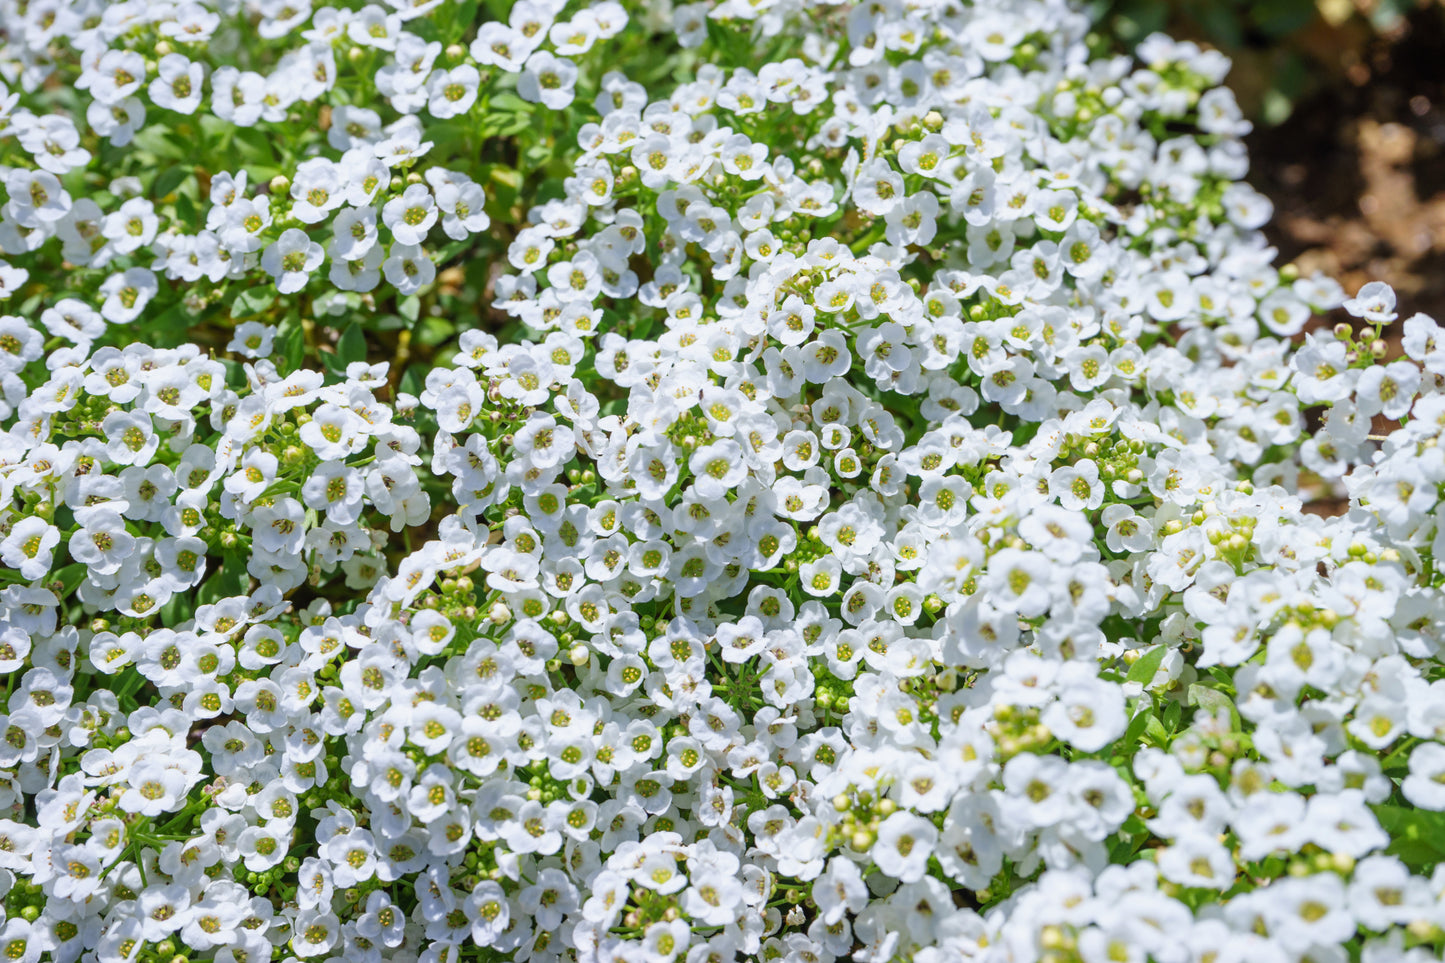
[0,4,1443,963]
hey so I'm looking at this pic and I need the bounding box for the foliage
[1098,0,1421,123]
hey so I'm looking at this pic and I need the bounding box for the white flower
[426,65,480,118]
[290,158,346,224]
[381,242,435,294]
[300,402,366,459]
[101,197,157,254]
[381,184,437,245]
[149,53,204,113]
[871,812,936,883]
[1343,280,1398,323]
[96,266,156,322]
[1403,743,1445,810]
[6,169,71,226]
[1043,673,1126,752]
[227,321,276,358]
[519,52,579,109]
[1,516,59,580]
[262,228,324,293]
[331,206,378,260]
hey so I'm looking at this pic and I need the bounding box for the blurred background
[1097,0,1445,319]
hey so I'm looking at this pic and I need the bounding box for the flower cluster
[4,2,1445,963]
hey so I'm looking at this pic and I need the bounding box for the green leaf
[488,166,523,191]
[54,563,87,600]
[1373,805,1445,872]
[281,324,305,371]
[233,126,282,167]
[398,295,421,323]
[337,323,367,365]
[197,550,248,607]
[1382,739,1417,774]
[133,126,187,161]
[398,364,425,399]
[174,190,197,229]
[1126,645,1168,685]
[113,667,151,706]
[1249,0,1315,38]
[1187,684,1236,723]
[435,239,473,263]
[1108,832,1141,863]
[1122,700,1152,746]
[1162,698,1181,734]
[451,0,481,32]
[219,358,247,389]
[489,92,530,114]
[232,287,276,318]
[415,317,455,348]
[153,166,189,199]
[1193,3,1242,49]
[152,302,197,346]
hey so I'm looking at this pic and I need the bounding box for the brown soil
[1244,5,1445,320]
